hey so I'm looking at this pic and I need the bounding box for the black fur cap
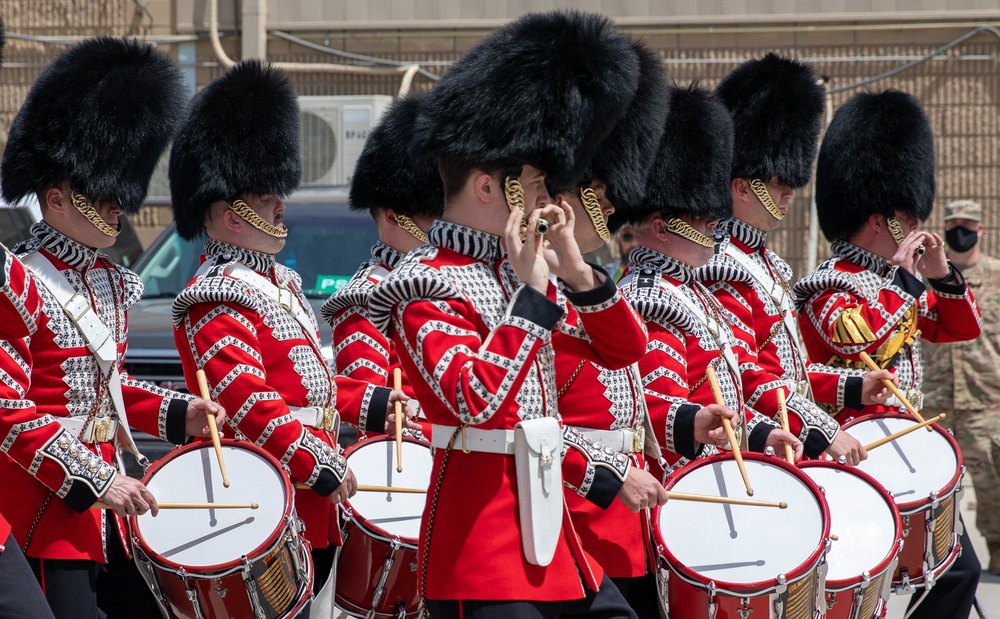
[715,53,825,188]
[815,89,935,242]
[410,10,639,192]
[1,37,184,213]
[169,59,302,240]
[349,94,444,219]
[623,84,734,226]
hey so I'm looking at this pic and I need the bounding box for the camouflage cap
[944,199,982,222]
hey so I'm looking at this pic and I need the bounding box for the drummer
[167,60,406,598]
[793,90,981,619]
[699,54,892,463]
[617,84,804,475]
[0,38,224,619]
[321,94,442,439]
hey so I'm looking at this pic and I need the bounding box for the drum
[131,439,312,619]
[336,436,433,619]
[841,413,963,592]
[798,461,902,619]
[654,452,830,619]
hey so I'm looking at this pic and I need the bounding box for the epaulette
[0,250,38,337]
[792,258,865,311]
[368,245,464,335]
[119,265,145,311]
[320,257,385,324]
[171,261,259,326]
[763,249,793,282]
[697,244,756,285]
[619,267,698,332]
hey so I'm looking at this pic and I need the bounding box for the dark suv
[123,190,379,473]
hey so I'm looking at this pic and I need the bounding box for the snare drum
[654,452,830,619]
[131,439,312,619]
[336,436,432,619]
[842,413,963,592]
[799,461,902,619]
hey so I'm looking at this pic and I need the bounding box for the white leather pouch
[513,416,563,566]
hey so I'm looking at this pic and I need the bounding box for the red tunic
[368,221,637,601]
[0,224,191,562]
[619,247,779,476]
[794,240,982,418]
[172,239,388,549]
[699,219,848,457]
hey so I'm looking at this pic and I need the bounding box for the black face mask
[945,226,978,252]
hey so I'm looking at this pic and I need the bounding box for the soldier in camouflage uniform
[923,199,1000,574]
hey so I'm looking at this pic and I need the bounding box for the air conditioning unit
[299,95,393,187]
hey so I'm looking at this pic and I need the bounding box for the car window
[134,204,379,298]
[0,208,34,248]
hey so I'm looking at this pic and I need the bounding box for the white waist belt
[576,428,642,454]
[56,417,119,443]
[430,425,516,455]
[288,405,340,433]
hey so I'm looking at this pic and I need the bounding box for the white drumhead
[135,444,287,568]
[848,418,958,504]
[344,439,432,540]
[801,466,897,582]
[658,459,824,584]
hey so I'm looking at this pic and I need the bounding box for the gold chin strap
[579,186,611,241]
[394,214,428,243]
[504,174,529,240]
[229,199,288,239]
[749,179,785,221]
[71,192,120,238]
[665,217,715,248]
[886,216,906,246]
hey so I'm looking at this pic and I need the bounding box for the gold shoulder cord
[229,199,288,239]
[579,186,611,241]
[748,179,785,221]
[665,217,715,248]
[71,192,120,238]
[394,214,428,243]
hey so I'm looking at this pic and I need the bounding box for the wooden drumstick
[775,389,796,465]
[393,368,403,473]
[706,366,753,497]
[293,482,424,494]
[94,501,258,510]
[666,491,786,509]
[197,369,230,488]
[863,413,946,452]
[858,352,929,428]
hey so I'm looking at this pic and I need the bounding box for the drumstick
[858,352,929,428]
[666,491,786,509]
[93,502,258,510]
[393,368,403,473]
[706,366,753,497]
[293,482,424,494]
[775,389,795,465]
[862,413,946,452]
[196,369,230,488]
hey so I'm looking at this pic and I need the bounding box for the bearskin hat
[715,53,825,188]
[621,84,733,226]
[583,40,668,215]
[170,60,302,241]
[815,90,935,242]
[410,10,639,192]
[1,37,184,213]
[349,94,444,219]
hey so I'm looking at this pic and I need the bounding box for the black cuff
[586,467,625,510]
[65,480,105,513]
[748,423,775,453]
[673,403,702,460]
[365,387,391,433]
[510,285,564,331]
[561,263,616,307]
[803,430,831,459]
[892,268,926,300]
[843,376,864,411]
[310,470,342,497]
[928,263,967,296]
[165,398,190,445]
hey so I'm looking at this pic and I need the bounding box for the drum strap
[23,251,148,467]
